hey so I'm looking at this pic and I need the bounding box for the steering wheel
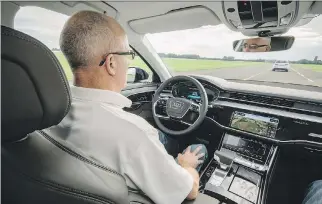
[152,75,208,135]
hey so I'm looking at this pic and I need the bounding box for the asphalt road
[180,64,322,88]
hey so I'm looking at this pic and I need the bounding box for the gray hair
[60,11,117,70]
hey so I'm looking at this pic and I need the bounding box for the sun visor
[129,6,221,34]
[15,1,117,18]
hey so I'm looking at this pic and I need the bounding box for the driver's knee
[302,180,322,204]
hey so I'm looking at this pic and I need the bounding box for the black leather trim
[1,26,71,142]
[2,159,115,204]
[1,27,71,117]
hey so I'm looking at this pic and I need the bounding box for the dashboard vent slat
[228,92,295,107]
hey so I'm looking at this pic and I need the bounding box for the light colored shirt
[46,86,193,204]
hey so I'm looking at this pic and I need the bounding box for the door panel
[122,83,158,124]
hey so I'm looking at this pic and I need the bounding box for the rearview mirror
[127,67,149,83]
[233,36,295,52]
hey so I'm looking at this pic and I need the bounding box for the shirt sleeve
[123,129,194,204]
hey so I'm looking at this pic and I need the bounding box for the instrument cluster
[171,81,220,103]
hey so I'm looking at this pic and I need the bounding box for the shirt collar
[71,86,132,108]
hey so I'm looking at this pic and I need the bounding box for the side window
[14,6,154,84]
[128,52,154,84]
[14,6,72,81]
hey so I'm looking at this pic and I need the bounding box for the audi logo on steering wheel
[172,101,182,108]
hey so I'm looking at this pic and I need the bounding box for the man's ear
[105,54,117,76]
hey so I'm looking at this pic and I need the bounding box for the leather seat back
[1,26,129,204]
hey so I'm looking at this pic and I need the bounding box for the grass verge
[54,51,268,81]
[293,64,322,72]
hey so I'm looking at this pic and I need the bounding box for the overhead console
[221,1,316,36]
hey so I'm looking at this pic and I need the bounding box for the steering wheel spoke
[153,97,169,118]
[179,119,193,126]
[155,114,170,120]
[189,102,201,113]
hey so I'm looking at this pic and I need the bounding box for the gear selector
[207,151,236,187]
[213,150,236,170]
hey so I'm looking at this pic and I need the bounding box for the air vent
[162,85,172,93]
[228,92,295,107]
[236,1,279,29]
[128,92,154,102]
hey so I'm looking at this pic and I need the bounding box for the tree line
[158,52,322,65]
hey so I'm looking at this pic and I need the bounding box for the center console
[198,111,279,204]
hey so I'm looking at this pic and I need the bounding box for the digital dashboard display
[230,112,279,137]
[187,91,201,100]
[172,82,219,102]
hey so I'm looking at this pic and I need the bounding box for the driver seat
[1,26,129,204]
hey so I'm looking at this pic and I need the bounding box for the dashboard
[123,75,322,204]
[158,76,322,147]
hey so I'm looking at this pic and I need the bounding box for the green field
[54,51,268,81]
[53,51,322,81]
[130,57,266,72]
[54,52,73,80]
[293,64,322,72]
[160,58,265,72]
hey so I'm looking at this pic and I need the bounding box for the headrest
[1,26,71,143]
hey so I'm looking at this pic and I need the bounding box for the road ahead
[180,64,322,87]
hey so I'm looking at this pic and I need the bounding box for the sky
[14,6,322,61]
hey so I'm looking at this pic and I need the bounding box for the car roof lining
[9,1,225,34]
[13,1,117,18]
[3,1,322,36]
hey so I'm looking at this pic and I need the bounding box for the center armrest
[182,193,221,204]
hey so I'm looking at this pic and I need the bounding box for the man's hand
[177,146,205,169]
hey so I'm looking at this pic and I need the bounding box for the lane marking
[290,67,314,83]
[243,69,270,80]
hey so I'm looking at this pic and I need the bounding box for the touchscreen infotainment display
[230,112,279,137]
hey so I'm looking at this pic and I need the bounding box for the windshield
[146,15,322,87]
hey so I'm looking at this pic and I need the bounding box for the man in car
[242,37,271,52]
[49,10,207,204]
